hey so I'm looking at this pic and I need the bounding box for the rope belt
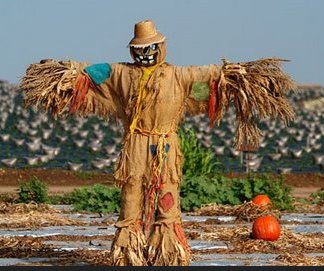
[133,127,174,231]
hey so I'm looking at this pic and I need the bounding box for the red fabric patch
[159,192,174,213]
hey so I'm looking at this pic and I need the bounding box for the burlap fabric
[102,63,220,265]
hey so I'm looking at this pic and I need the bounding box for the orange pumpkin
[252,215,281,241]
[252,194,271,209]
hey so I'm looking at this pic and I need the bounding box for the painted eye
[149,44,158,50]
[143,46,150,55]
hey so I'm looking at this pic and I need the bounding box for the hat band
[128,36,166,48]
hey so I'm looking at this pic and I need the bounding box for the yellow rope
[129,63,162,134]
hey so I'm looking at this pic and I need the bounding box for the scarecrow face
[130,42,166,66]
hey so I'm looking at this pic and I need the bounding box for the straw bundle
[147,223,190,266]
[210,58,297,151]
[110,224,147,266]
[20,59,80,117]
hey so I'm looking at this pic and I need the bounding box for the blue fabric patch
[149,144,170,156]
[84,63,112,85]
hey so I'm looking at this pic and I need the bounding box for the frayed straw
[210,58,297,151]
[20,59,116,119]
[147,223,190,266]
[20,59,78,117]
[110,225,147,266]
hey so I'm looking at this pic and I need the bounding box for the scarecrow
[20,20,295,266]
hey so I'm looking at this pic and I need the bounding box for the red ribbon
[208,79,218,128]
[70,74,93,114]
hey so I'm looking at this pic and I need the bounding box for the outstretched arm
[20,59,123,119]
[176,64,221,115]
[178,58,296,151]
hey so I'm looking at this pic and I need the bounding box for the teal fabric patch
[150,144,170,156]
[84,63,112,85]
[190,82,210,101]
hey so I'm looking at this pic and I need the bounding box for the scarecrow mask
[130,42,166,66]
[128,20,166,66]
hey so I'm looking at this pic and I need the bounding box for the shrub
[179,126,223,176]
[180,175,221,211]
[18,176,49,203]
[180,174,243,211]
[69,184,120,214]
[225,173,294,210]
[47,194,74,205]
[310,189,324,205]
[180,173,294,211]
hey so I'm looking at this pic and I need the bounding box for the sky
[0,0,323,85]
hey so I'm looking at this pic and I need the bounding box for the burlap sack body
[103,63,220,186]
[107,63,220,265]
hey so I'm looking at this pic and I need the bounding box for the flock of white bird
[0,80,323,173]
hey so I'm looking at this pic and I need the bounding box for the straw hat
[128,20,166,48]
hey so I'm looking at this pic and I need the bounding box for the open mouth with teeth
[133,52,158,65]
[130,43,161,66]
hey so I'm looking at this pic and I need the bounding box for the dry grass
[189,226,324,255]
[0,202,86,228]
[191,201,280,222]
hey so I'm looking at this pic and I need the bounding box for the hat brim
[128,32,166,48]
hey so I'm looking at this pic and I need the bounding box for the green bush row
[68,184,120,213]
[180,173,294,211]
[14,127,295,213]
[16,174,294,213]
[17,177,120,214]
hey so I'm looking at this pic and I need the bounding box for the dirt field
[0,169,323,266]
[0,168,114,195]
[0,168,323,198]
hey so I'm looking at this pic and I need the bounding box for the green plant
[179,126,223,176]
[180,175,218,212]
[180,173,294,212]
[47,194,74,205]
[310,189,324,205]
[233,173,294,210]
[18,176,49,203]
[69,184,120,214]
